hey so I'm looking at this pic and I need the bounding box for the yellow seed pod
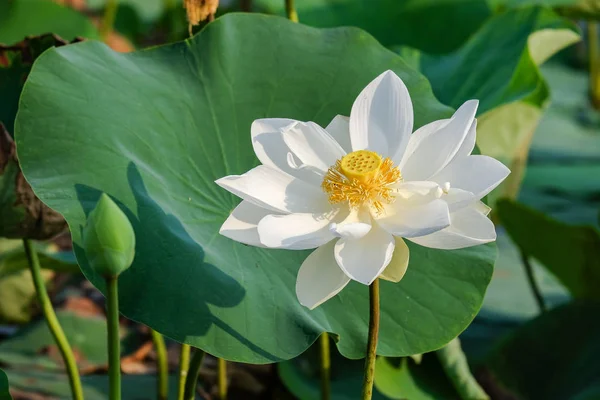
[340,150,383,182]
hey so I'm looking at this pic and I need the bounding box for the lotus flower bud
[83,193,135,278]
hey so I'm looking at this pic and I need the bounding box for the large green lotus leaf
[255,0,493,53]
[497,199,600,300]
[483,301,600,400]
[0,0,99,46]
[0,368,10,400]
[16,13,495,363]
[403,6,579,200]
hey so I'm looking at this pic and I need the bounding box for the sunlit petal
[219,201,272,248]
[408,205,496,249]
[379,238,410,283]
[296,241,350,309]
[334,223,395,285]
[215,165,330,213]
[349,70,413,159]
[258,212,337,250]
[430,155,510,200]
[401,100,478,181]
[282,121,346,172]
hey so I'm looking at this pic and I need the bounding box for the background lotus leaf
[497,199,600,300]
[0,0,99,46]
[483,302,600,400]
[254,0,493,53]
[394,6,580,201]
[16,13,496,363]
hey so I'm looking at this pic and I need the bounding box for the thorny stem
[218,358,227,399]
[361,279,380,400]
[285,0,298,22]
[178,344,191,400]
[106,276,122,400]
[151,329,169,400]
[100,0,119,41]
[23,239,84,400]
[589,22,600,109]
[320,333,331,400]
[184,348,205,400]
[520,252,546,313]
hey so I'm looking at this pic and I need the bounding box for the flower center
[321,150,402,214]
[339,150,382,182]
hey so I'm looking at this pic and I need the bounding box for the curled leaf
[0,125,66,239]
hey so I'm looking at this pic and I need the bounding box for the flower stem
[320,332,331,400]
[361,279,380,400]
[177,344,191,400]
[588,22,600,110]
[520,252,546,313]
[106,276,122,400]
[100,0,119,41]
[218,358,227,399]
[151,329,168,400]
[183,348,205,400]
[23,239,84,400]
[285,0,298,22]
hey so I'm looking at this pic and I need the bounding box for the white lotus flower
[216,70,509,309]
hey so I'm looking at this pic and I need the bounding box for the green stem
[106,276,121,400]
[177,344,191,400]
[151,329,168,400]
[285,0,298,22]
[589,22,600,109]
[520,252,546,313]
[361,279,380,400]
[23,239,84,400]
[183,348,205,400]
[218,358,227,399]
[320,333,331,400]
[100,0,119,41]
